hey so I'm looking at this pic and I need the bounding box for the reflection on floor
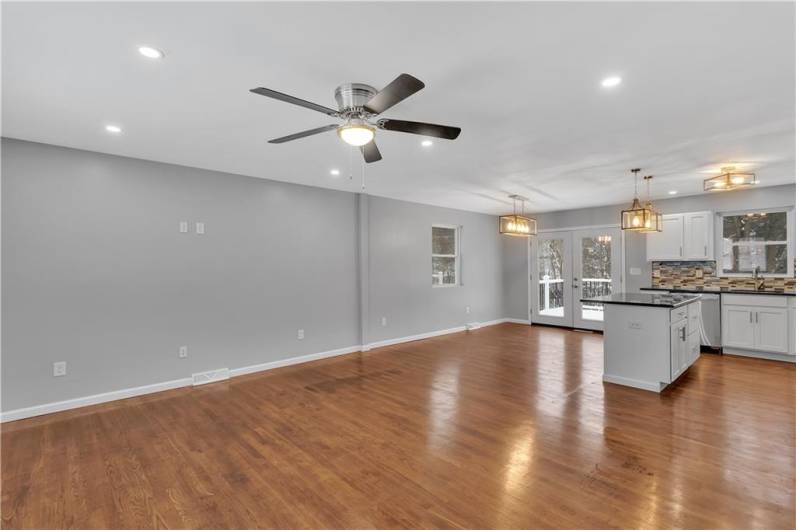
[2,323,794,529]
[538,306,604,321]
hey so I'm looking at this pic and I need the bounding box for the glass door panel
[532,232,573,327]
[573,228,621,330]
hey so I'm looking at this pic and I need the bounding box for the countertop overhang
[580,292,702,308]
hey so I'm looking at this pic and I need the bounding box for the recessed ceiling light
[668,190,678,195]
[421,140,433,147]
[105,125,122,134]
[601,76,622,88]
[330,169,340,176]
[138,46,164,59]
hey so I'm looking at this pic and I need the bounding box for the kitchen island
[581,292,703,392]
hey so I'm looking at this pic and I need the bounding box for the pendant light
[703,166,757,192]
[499,195,537,236]
[621,168,654,231]
[639,175,663,232]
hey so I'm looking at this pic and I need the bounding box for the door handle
[755,312,759,324]
[680,327,686,341]
[704,245,707,256]
[749,312,753,324]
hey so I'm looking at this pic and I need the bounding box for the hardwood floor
[2,323,795,529]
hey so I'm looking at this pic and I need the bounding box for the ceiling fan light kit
[250,74,461,163]
[703,166,757,192]
[499,195,537,236]
[621,168,655,231]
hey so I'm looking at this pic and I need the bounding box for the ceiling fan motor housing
[334,83,377,113]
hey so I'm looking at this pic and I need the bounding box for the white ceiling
[3,1,794,214]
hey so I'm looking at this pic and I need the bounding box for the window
[432,225,458,286]
[720,210,792,276]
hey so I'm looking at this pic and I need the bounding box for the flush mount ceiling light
[421,139,433,147]
[621,168,654,231]
[499,195,537,237]
[668,190,678,195]
[138,46,164,59]
[601,76,622,88]
[703,166,757,192]
[638,175,663,233]
[105,124,122,133]
[337,119,375,147]
[329,169,340,176]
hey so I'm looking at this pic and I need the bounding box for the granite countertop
[641,286,796,297]
[580,292,702,308]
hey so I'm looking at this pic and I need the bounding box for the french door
[530,227,621,331]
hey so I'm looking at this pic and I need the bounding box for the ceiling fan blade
[377,119,461,140]
[360,141,383,163]
[267,124,339,144]
[363,74,425,115]
[250,87,339,117]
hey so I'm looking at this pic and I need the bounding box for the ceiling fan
[249,74,461,163]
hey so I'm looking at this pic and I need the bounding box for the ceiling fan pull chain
[361,155,366,191]
[349,146,353,180]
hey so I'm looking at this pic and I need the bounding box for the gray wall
[367,196,504,343]
[503,183,796,320]
[2,138,505,412]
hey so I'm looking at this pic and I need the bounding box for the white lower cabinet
[670,312,699,382]
[721,294,793,357]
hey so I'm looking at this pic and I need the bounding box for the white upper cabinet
[646,211,714,261]
[683,212,713,259]
[646,215,684,260]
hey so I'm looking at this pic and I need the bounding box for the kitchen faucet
[753,266,765,290]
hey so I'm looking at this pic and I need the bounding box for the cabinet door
[723,306,756,349]
[670,323,687,381]
[684,212,713,259]
[647,215,684,261]
[688,331,700,366]
[755,308,789,353]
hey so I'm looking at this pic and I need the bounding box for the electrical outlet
[178,345,188,358]
[628,321,642,330]
[53,361,67,377]
[179,221,189,233]
[297,329,305,340]
[381,316,387,327]
[465,306,471,314]
[196,222,205,235]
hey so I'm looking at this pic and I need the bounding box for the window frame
[716,207,793,278]
[431,224,460,288]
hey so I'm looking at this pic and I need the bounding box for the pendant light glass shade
[499,195,537,236]
[703,166,757,192]
[621,169,655,231]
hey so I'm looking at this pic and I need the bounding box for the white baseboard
[602,374,666,393]
[0,377,193,423]
[229,345,363,377]
[1,318,520,423]
[504,318,532,325]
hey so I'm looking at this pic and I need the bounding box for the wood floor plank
[2,323,794,529]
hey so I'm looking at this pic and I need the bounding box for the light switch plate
[629,267,642,276]
[196,222,205,235]
[297,329,305,340]
[179,221,189,233]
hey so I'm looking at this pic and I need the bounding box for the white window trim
[432,224,460,288]
[715,207,794,278]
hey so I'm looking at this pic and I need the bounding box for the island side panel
[603,304,671,392]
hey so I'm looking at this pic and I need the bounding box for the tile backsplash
[651,260,796,292]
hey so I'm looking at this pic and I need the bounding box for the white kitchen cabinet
[722,306,756,349]
[722,294,792,356]
[683,212,713,259]
[755,307,790,353]
[670,320,688,381]
[647,215,684,260]
[646,211,714,261]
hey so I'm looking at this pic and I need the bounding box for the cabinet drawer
[722,294,787,308]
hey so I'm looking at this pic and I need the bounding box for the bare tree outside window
[721,211,788,274]
[432,226,458,286]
